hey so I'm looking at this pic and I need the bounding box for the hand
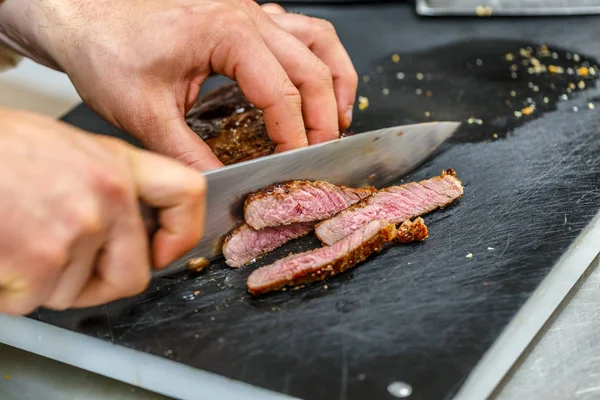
[0,107,206,315]
[0,0,357,171]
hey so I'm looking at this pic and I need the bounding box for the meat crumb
[362,75,370,83]
[589,103,596,110]
[324,285,329,290]
[466,253,473,258]
[193,291,200,296]
[483,282,488,286]
[187,257,210,272]
[392,54,400,63]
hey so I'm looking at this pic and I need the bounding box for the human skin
[0,0,358,170]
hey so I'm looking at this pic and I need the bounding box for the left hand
[260,3,358,132]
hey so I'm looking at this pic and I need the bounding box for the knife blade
[151,121,460,276]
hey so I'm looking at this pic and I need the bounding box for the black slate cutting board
[33,4,600,400]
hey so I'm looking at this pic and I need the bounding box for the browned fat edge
[248,224,397,296]
[222,223,246,246]
[395,217,428,244]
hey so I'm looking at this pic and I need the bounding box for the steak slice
[222,222,314,268]
[247,220,398,296]
[186,84,354,166]
[316,169,463,245]
[245,181,376,230]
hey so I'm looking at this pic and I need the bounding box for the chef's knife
[149,121,460,276]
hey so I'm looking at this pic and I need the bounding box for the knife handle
[139,202,159,238]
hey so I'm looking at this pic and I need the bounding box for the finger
[261,3,286,14]
[43,233,103,311]
[72,207,151,309]
[126,147,206,269]
[257,19,339,144]
[0,262,62,316]
[210,24,307,152]
[114,89,224,172]
[268,14,358,131]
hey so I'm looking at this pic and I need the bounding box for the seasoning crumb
[425,90,432,97]
[358,96,369,111]
[376,66,384,73]
[487,247,495,250]
[505,53,514,61]
[573,106,579,112]
[567,67,575,75]
[552,52,558,59]
[578,67,589,76]
[392,54,400,63]
[324,285,329,290]
[589,103,596,110]
[194,334,200,339]
[476,58,483,66]
[475,5,493,16]
[510,90,516,97]
[511,72,518,79]
[416,88,423,95]
[466,253,473,259]
[382,88,390,96]
[362,75,370,83]
[548,65,564,74]
[211,316,215,321]
[568,82,576,90]
[187,257,210,272]
[483,282,488,286]
[561,94,569,101]
[528,82,535,89]
[590,67,597,75]
[533,85,540,92]
[492,133,498,139]
[4,375,10,380]
[578,80,586,90]
[543,97,549,104]
[368,173,377,180]
[193,291,200,296]
[574,54,581,62]
[425,111,431,117]
[522,106,534,116]
[272,306,281,312]
[514,111,523,118]
[416,72,424,80]
[396,72,405,80]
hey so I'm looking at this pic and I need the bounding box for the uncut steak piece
[245,181,376,230]
[185,84,354,166]
[247,220,400,296]
[316,169,464,245]
[222,222,315,268]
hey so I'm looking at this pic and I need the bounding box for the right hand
[0,107,206,315]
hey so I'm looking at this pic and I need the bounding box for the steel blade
[157,121,460,275]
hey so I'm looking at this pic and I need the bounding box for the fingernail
[345,105,353,124]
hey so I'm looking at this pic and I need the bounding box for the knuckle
[310,17,336,33]
[125,269,151,297]
[313,59,333,83]
[280,79,301,104]
[32,239,69,269]
[94,169,131,204]
[71,200,103,236]
[187,175,207,203]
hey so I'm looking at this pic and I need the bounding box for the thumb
[125,145,207,269]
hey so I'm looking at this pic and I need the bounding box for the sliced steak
[395,217,428,243]
[245,181,376,230]
[316,169,463,245]
[222,222,314,268]
[247,220,399,296]
[186,84,353,166]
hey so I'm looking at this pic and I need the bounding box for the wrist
[0,0,63,70]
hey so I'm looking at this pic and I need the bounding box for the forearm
[0,0,61,70]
